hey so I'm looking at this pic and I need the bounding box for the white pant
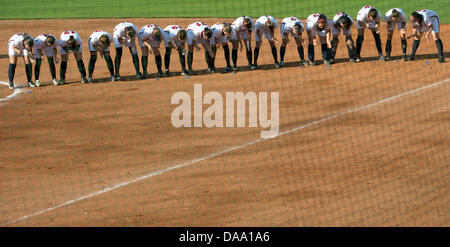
[387,21,406,31]
[138,34,161,48]
[88,38,111,52]
[8,45,29,57]
[254,27,272,42]
[60,45,82,55]
[419,17,440,33]
[33,46,55,58]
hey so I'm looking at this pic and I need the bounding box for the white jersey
[139,24,164,44]
[232,16,254,32]
[356,5,382,28]
[59,30,82,48]
[113,22,139,40]
[306,13,332,37]
[280,17,305,39]
[331,12,353,35]
[186,22,211,45]
[88,31,113,51]
[210,23,237,44]
[415,9,440,33]
[34,34,58,50]
[8,33,34,56]
[163,25,185,47]
[385,8,406,23]
[255,16,278,32]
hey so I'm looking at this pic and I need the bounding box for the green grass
[1,0,449,23]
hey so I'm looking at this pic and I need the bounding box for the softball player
[58,30,87,84]
[113,22,141,80]
[385,8,407,61]
[210,23,238,73]
[407,9,444,63]
[87,31,115,83]
[280,16,306,66]
[231,16,254,69]
[33,34,59,86]
[8,33,35,89]
[186,22,214,75]
[139,24,165,78]
[253,15,279,69]
[330,12,357,63]
[163,25,188,76]
[356,5,384,62]
[305,13,333,65]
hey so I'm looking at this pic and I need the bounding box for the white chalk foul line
[2,78,449,226]
[0,81,24,103]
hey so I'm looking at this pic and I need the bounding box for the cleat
[115,74,121,81]
[378,55,385,61]
[81,77,88,83]
[402,55,407,61]
[279,60,284,66]
[385,55,391,61]
[408,55,415,61]
[330,59,335,64]
[59,79,65,85]
[143,71,149,79]
[181,69,187,76]
[248,64,253,70]
[88,77,93,83]
[250,64,258,70]
[438,57,445,63]
[222,66,232,74]
[300,59,307,66]
[27,81,36,87]
[157,71,164,78]
[165,69,170,77]
[111,76,116,82]
[35,80,40,87]
[52,78,59,85]
[274,62,280,68]
[136,73,143,80]
[355,57,361,63]
[308,60,316,66]
[324,60,331,65]
[8,81,14,89]
[232,65,237,72]
[188,68,194,75]
[350,58,357,63]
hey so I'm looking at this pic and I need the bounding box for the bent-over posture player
[139,24,165,78]
[280,16,306,66]
[33,34,59,86]
[305,13,333,65]
[113,22,141,80]
[163,25,188,76]
[186,22,214,75]
[253,15,279,69]
[356,5,385,61]
[59,30,87,84]
[210,23,238,73]
[87,31,115,83]
[407,9,444,63]
[385,8,408,61]
[331,12,357,63]
[232,16,254,70]
[8,33,35,89]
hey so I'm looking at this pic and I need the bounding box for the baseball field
[0,1,449,226]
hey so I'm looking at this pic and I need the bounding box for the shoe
[248,64,253,70]
[355,57,361,63]
[143,71,149,79]
[308,60,316,66]
[157,71,164,78]
[279,60,284,66]
[115,74,122,81]
[211,67,217,73]
[165,69,170,77]
[222,66,232,74]
[274,62,280,68]
[300,59,307,66]
[324,60,331,65]
[136,73,143,80]
[81,77,88,83]
[181,69,187,76]
[88,77,93,83]
[408,55,415,61]
[187,68,194,75]
[27,81,36,87]
[52,78,59,85]
[250,64,258,70]
[35,80,40,87]
[330,58,335,64]
[350,58,357,63]
[232,65,237,72]
[59,79,65,85]
[402,55,407,61]
[438,57,445,63]
[385,55,391,61]
[378,55,385,61]
[8,81,14,89]
[111,76,116,82]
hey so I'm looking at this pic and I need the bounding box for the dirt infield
[0,18,449,226]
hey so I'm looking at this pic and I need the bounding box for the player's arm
[386,21,393,30]
[326,29,332,48]
[407,27,419,39]
[426,25,433,41]
[201,42,214,58]
[375,20,380,33]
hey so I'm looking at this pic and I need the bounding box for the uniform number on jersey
[313,14,319,17]
[64,31,75,35]
[196,22,207,26]
[171,26,180,29]
[147,24,156,28]
[291,17,297,21]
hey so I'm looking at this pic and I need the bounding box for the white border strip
[2,78,449,226]
[0,81,24,103]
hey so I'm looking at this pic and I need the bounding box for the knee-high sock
[114,47,123,76]
[246,47,252,65]
[308,44,314,61]
[280,46,286,61]
[253,47,260,65]
[372,31,382,55]
[411,40,420,57]
[346,37,356,59]
[330,37,339,59]
[88,55,97,78]
[77,59,86,77]
[401,39,407,55]
[25,63,32,82]
[297,46,304,60]
[104,54,114,76]
[8,63,16,82]
[385,40,392,56]
[232,49,238,67]
[435,39,444,57]
[356,35,364,57]
[47,57,56,79]
[205,50,212,68]
[60,61,67,80]
[271,46,278,63]
[34,58,42,81]
[187,51,193,70]
[141,55,148,74]
[164,47,172,70]
[321,44,330,61]
[211,45,217,68]
[155,55,162,73]
[178,47,186,71]
[130,49,140,74]
[223,44,231,67]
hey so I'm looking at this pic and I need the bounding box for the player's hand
[426,32,431,42]
[271,37,278,43]
[54,57,59,64]
[376,29,380,34]
[208,50,214,58]
[327,42,332,49]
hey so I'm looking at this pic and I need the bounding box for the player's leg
[356,28,364,62]
[102,51,115,81]
[253,29,263,69]
[113,38,123,80]
[330,34,339,62]
[399,27,407,61]
[59,49,69,84]
[319,35,330,64]
[307,30,315,65]
[8,54,17,89]
[205,44,217,73]
[280,37,288,66]
[177,45,187,75]
[243,33,253,69]
[346,35,356,62]
[164,46,172,76]
[22,54,34,87]
[231,40,238,71]
[74,51,87,83]
[34,50,43,86]
[433,32,444,63]
[269,39,279,68]
[187,45,194,75]
[88,51,97,83]
[152,46,163,77]
[141,45,149,78]
[385,23,394,60]
[129,41,142,79]
[371,28,384,61]
[222,41,232,73]
[294,36,306,65]
[409,32,423,60]
[45,48,58,85]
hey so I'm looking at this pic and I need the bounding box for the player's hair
[23,36,34,48]
[339,15,352,29]
[368,8,378,19]
[223,24,232,35]
[411,11,423,23]
[99,34,110,47]
[152,28,162,41]
[265,19,275,30]
[391,9,400,18]
[293,23,302,33]
[67,36,77,49]
[204,27,213,39]
[125,27,136,38]
[243,17,252,29]
[44,35,56,46]
[177,30,187,41]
